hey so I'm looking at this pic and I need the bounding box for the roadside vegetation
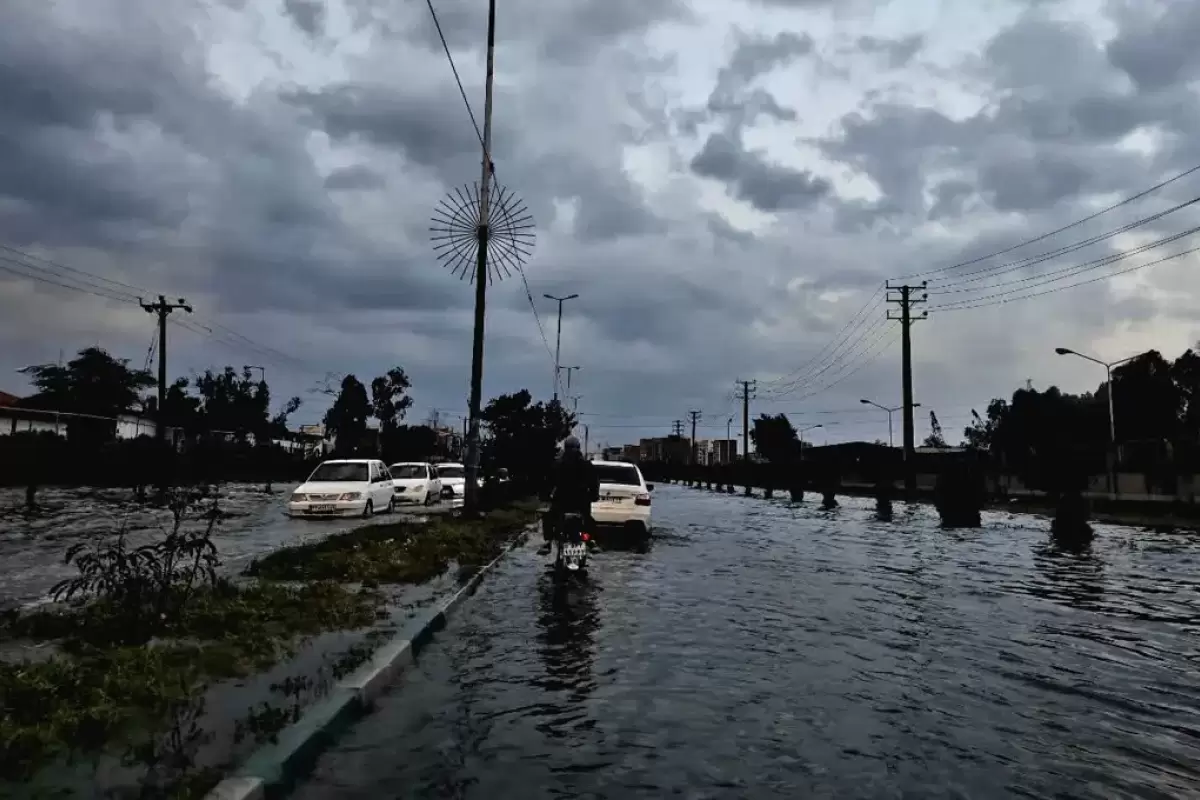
[0,486,539,797]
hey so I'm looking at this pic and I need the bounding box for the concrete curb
[203,526,531,800]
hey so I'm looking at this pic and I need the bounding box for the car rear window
[391,465,426,479]
[595,464,641,486]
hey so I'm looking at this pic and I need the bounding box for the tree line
[2,346,576,500]
[742,343,1200,494]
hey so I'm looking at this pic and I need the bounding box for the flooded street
[0,483,454,608]
[296,485,1200,799]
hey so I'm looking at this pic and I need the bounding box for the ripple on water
[295,486,1200,799]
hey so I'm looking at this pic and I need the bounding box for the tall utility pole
[463,0,499,514]
[544,293,579,401]
[727,416,733,462]
[687,409,702,465]
[672,419,685,437]
[140,295,192,443]
[736,379,756,495]
[562,365,581,393]
[886,282,927,495]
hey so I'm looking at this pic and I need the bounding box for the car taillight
[635,494,651,506]
[581,532,590,542]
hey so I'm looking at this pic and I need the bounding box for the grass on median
[0,579,382,785]
[245,502,540,584]
[0,499,539,789]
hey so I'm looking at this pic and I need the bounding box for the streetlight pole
[544,293,578,402]
[563,365,581,393]
[860,399,920,449]
[1054,347,1141,495]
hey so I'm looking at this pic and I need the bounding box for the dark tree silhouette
[323,375,372,456]
[20,347,156,447]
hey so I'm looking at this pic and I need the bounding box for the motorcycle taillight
[581,532,590,542]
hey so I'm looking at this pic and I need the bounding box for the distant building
[639,436,690,463]
[708,438,738,465]
[622,444,641,462]
[601,446,624,461]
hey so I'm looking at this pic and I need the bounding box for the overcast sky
[2,0,1199,448]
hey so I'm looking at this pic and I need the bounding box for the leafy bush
[50,487,221,644]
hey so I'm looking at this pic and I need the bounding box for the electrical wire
[761,282,885,393]
[931,243,1200,313]
[516,266,565,398]
[424,0,484,151]
[896,161,1200,280]
[929,224,1200,297]
[928,196,1200,290]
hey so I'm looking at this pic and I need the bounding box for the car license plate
[602,495,624,503]
[310,504,336,513]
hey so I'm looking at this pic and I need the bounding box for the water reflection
[533,574,599,706]
[1031,542,1106,612]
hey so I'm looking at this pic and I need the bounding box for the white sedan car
[436,462,466,500]
[389,462,442,505]
[287,459,395,518]
[590,460,653,536]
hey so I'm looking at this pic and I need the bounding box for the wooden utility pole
[886,282,927,496]
[463,0,498,514]
[736,379,756,495]
[140,295,192,443]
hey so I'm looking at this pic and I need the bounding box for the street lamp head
[859,398,870,404]
[1054,347,1072,356]
[913,402,922,408]
[566,293,579,301]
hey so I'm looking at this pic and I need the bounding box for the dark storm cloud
[854,34,924,67]
[1106,1,1200,92]
[692,132,830,211]
[372,0,688,64]
[816,11,1193,225]
[283,0,326,36]
[323,164,387,191]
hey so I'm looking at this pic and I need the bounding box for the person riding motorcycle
[539,435,600,555]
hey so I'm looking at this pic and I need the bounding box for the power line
[424,0,485,152]
[931,243,1200,313]
[761,283,886,394]
[516,267,564,398]
[767,315,894,398]
[930,198,1200,291]
[896,161,1200,280]
[0,242,316,374]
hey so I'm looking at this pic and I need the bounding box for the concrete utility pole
[736,379,756,496]
[672,419,685,437]
[727,416,733,462]
[140,294,192,443]
[687,409,702,465]
[463,0,499,514]
[544,293,578,401]
[886,282,927,495]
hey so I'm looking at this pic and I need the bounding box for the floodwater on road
[0,483,453,608]
[296,485,1200,799]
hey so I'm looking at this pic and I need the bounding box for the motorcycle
[554,511,591,576]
